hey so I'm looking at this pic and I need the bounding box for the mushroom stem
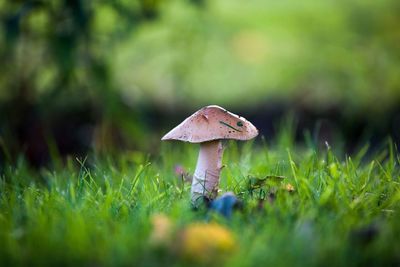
[191,140,224,204]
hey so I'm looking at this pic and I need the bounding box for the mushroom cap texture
[161,105,259,143]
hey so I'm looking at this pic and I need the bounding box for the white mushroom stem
[191,140,224,204]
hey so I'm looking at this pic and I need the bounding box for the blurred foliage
[113,0,400,113]
[0,0,164,161]
[1,0,399,112]
[0,0,399,163]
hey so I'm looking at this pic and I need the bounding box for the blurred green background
[0,0,399,165]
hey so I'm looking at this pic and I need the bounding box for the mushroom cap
[161,105,259,143]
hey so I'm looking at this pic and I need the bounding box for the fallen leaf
[247,175,285,189]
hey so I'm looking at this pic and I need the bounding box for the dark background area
[0,0,399,167]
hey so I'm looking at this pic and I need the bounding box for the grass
[0,136,399,266]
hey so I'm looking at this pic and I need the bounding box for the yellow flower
[180,223,236,263]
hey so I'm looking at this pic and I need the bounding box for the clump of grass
[0,136,399,266]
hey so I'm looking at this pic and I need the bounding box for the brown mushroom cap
[161,105,259,143]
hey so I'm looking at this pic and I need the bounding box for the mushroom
[162,105,258,205]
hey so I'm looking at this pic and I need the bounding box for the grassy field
[0,136,399,266]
